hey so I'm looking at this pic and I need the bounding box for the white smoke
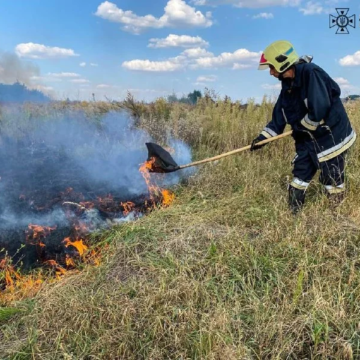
[0,109,193,231]
[0,51,40,87]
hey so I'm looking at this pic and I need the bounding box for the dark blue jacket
[258,61,356,163]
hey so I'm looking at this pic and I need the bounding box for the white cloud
[31,72,81,84]
[193,48,261,69]
[127,88,169,94]
[148,34,209,48]
[339,51,360,66]
[193,0,334,15]
[333,77,350,86]
[232,63,252,69]
[299,1,326,15]
[122,48,204,72]
[253,12,273,18]
[334,77,360,97]
[182,47,213,58]
[122,47,260,72]
[122,59,183,72]
[70,78,90,83]
[95,0,212,34]
[333,77,359,94]
[32,85,54,91]
[47,72,80,78]
[261,83,281,90]
[96,84,111,88]
[15,43,79,59]
[299,0,339,15]
[79,62,99,67]
[30,76,42,81]
[196,75,217,82]
[30,75,62,82]
[191,0,300,8]
[28,84,55,97]
[37,85,54,91]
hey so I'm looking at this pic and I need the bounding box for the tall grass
[1,96,360,359]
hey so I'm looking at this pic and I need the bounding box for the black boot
[288,185,306,214]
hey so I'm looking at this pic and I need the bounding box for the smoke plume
[0,52,40,87]
[0,108,193,267]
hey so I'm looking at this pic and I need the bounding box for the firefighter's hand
[250,136,265,151]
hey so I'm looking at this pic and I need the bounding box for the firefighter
[250,40,357,213]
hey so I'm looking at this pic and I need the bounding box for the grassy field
[1,95,360,359]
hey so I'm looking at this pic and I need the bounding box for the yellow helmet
[258,40,299,73]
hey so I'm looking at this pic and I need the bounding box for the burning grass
[0,108,178,304]
[0,155,175,302]
[1,97,360,359]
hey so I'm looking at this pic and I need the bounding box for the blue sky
[0,0,360,102]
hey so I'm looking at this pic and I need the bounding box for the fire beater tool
[145,130,293,173]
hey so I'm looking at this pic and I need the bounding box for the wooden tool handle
[179,130,293,170]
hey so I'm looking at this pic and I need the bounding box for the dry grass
[1,97,360,359]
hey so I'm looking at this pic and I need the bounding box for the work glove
[250,135,266,151]
[291,126,310,142]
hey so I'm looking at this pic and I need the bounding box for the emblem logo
[329,8,355,34]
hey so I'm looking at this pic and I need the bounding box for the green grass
[0,307,23,322]
[1,97,360,359]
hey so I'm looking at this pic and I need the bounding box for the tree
[166,90,202,105]
[167,92,179,103]
[187,90,202,105]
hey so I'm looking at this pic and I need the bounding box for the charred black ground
[0,135,161,270]
[0,110,192,274]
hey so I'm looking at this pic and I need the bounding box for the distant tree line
[343,94,360,102]
[0,82,51,103]
[167,90,202,105]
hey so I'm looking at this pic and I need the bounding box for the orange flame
[161,189,175,206]
[139,158,159,203]
[139,157,175,207]
[1,257,22,289]
[0,258,44,303]
[88,249,101,267]
[121,201,135,216]
[1,152,176,299]
[63,237,88,257]
[5,270,13,287]
[26,224,57,247]
[44,260,67,277]
[65,254,76,267]
[140,157,156,172]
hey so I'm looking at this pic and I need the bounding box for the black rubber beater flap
[145,142,180,173]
